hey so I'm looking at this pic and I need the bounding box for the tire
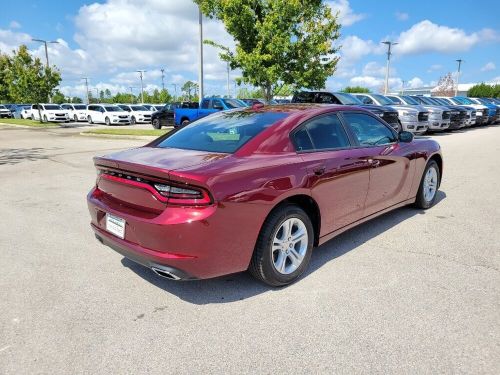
[181,119,190,126]
[131,116,136,125]
[30,115,34,120]
[88,116,93,124]
[43,115,48,123]
[74,115,78,122]
[105,117,110,126]
[152,118,161,129]
[249,204,314,286]
[414,160,440,209]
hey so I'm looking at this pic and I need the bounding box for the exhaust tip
[151,267,181,281]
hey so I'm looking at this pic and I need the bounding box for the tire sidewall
[259,206,314,286]
[152,119,161,129]
[105,117,110,126]
[417,160,440,209]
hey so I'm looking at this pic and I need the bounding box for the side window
[342,112,396,146]
[211,99,223,110]
[387,96,402,104]
[201,100,210,109]
[317,93,339,104]
[293,114,350,151]
[100,107,106,113]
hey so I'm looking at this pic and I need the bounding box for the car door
[340,111,414,216]
[197,99,214,118]
[293,113,372,234]
[162,104,175,125]
[356,95,374,105]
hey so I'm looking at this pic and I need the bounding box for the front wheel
[415,160,440,209]
[130,116,136,125]
[249,205,314,286]
[152,118,161,129]
[74,115,78,122]
[105,117,110,126]
[88,116,93,124]
[42,115,48,123]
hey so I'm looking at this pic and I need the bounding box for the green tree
[71,96,83,103]
[342,86,370,93]
[181,81,198,100]
[52,90,66,104]
[1,45,61,103]
[467,83,498,98]
[196,0,341,102]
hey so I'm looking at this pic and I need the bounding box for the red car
[87,104,442,286]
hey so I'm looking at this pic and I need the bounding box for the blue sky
[0,0,499,98]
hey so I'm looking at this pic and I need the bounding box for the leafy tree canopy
[341,86,370,93]
[468,83,500,98]
[195,0,341,101]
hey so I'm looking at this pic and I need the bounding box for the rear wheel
[415,160,440,209]
[249,204,313,286]
[152,118,161,129]
[181,119,190,126]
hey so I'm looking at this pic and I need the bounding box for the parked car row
[3,103,165,124]
[290,91,500,134]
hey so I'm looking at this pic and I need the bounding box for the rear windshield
[156,110,288,153]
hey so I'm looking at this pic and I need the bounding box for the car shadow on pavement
[122,191,446,305]
[0,147,60,165]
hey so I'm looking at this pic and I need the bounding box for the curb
[79,132,157,140]
[0,122,59,129]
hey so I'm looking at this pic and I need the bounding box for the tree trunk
[263,84,273,103]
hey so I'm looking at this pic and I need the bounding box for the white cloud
[481,62,496,72]
[349,75,402,92]
[427,64,442,73]
[395,12,408,21]
[9,21,21,29]
[490,76,500,84]
[0,29,31,54]
[395,20,499,55]
[407,77,424,88]
[328,0,366,26]
[362,61,394,77]
[340,36,383,62]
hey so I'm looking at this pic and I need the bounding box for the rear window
[156,110,288,153]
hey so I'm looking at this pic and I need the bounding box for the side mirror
[398,131,414,143]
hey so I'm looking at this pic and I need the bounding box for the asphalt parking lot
[0,124,499,374]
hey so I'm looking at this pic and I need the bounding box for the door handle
[313,166,326,176]
[361,158,381,168]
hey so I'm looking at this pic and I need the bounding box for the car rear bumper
[87,187,266,279]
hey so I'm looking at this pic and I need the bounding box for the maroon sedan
[87,104,442,286]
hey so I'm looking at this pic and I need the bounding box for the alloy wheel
[271,218,308,275]
[423,166,438,202]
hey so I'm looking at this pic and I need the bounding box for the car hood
[107,111,130,116]
[357,104,397,113]
[131,111,152,116]
[387,105,421,113]
[417,105,449,113]
[94,146,230,177]
[43,110,68,114]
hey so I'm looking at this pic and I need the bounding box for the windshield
[156,110,288,153]
[43,105,61,110]
[131,105,148,111]
[401,96,419,105]
[432,98,448,106]
[453,97,473,105]
[0,105,6,109]
[476,98,491,105]
[334,92,362,105]
[104,106,122,112]
[221,99,247,109]
[73,105,86,110]
[371,94,394,105]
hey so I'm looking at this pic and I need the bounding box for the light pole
[32,38,59,103]
[455,59,463,96]
[160,68,165,91]
[137,70,146,103]
[226,61,230,97]
[198,7,204,102]
[171,84,178,101]
[382,41,398,95]
[82,77,90,104]
[95,88,99,103]
[129,87,134,103]
[401,80,406,95]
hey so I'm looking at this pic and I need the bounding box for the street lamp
[455,59,463,96]
[382,41,398,95]
[137,70,146,104]
[171,83,177,101]
[160,68,165,91]
[32,38,59,103]
[82,77,90,104]
[198,6,204,102]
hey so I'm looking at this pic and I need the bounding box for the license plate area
[106,213,126,239]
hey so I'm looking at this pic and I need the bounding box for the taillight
[96,168,212,206]
[153,183,211,205]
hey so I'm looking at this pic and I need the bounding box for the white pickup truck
[21,104,70,122]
